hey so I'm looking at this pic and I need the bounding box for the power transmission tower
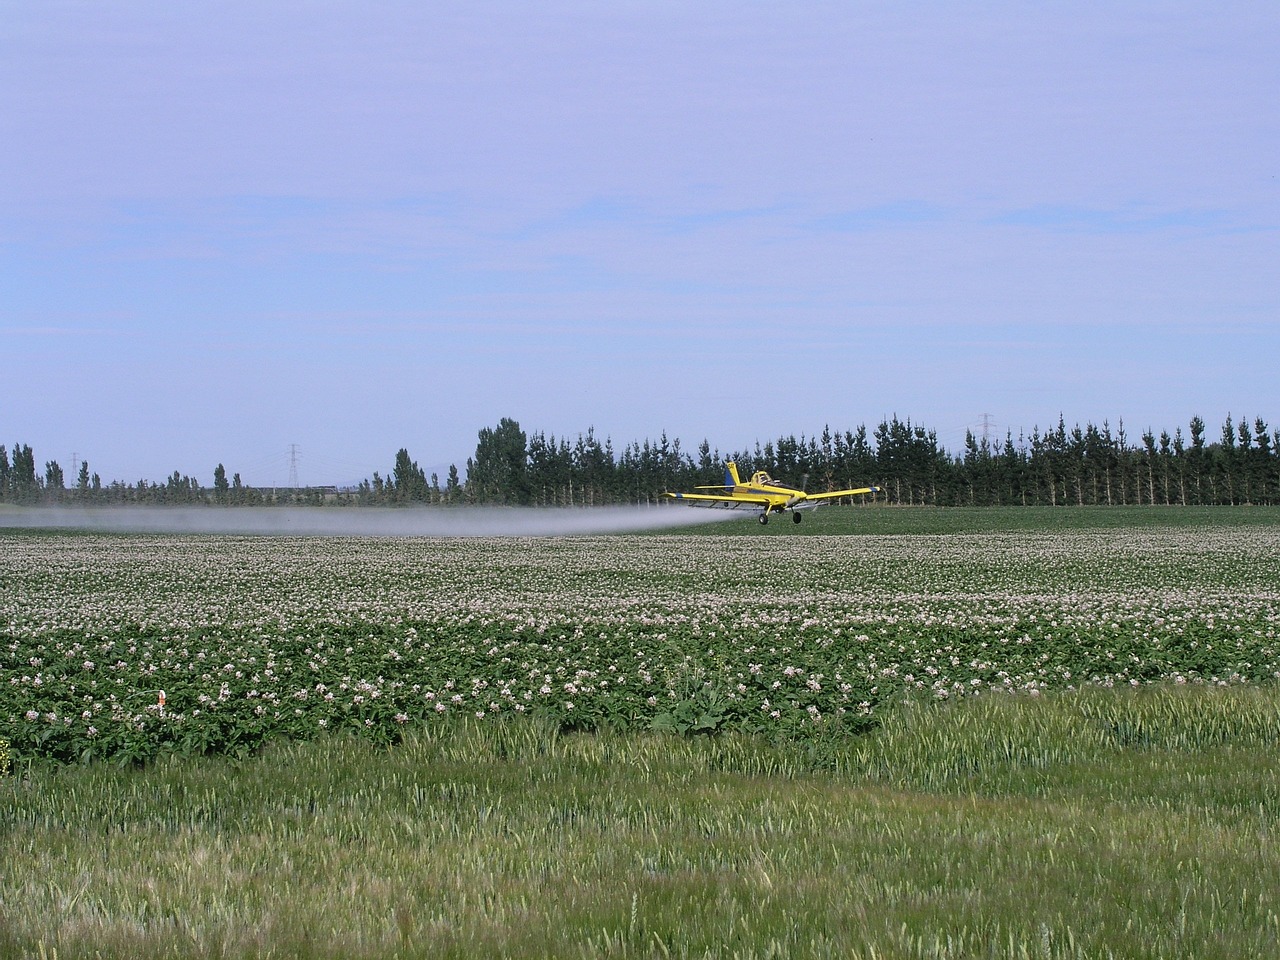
[979,413,996,445]
[288,444,300,489]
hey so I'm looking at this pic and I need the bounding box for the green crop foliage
[2,507,1277,957]
[2,509,1278,764]
[3,691,1279,959]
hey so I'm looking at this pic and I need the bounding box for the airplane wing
[665,492,773,507]
[804,485,880,501]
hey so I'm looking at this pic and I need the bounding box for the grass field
[3,507,1279,957]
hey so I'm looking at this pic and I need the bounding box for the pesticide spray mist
[0,504,742,537]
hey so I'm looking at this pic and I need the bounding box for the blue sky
[3,1,1277,487]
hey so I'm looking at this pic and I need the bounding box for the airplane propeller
[784,472,810,510]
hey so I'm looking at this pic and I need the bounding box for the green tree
[696,439,719,487]
[391,448,428,502]
[1236,417,1255,503]
[1140,430,1158,505]
[469,418,530,504]
[213,464,230,503]
[1171,428,1187,505]
[1250,417,1274,504]
[961,430,1000,505]
[845,426,876,492]
[164,471,199,503]
[1216,414,1238,504]
[1188,416,1207,504]
[1080,424,1111,506]
[44,460,65,500]
[10,444,37,501]
[1115,421,1134,505]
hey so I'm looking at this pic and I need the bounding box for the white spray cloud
[0,504,742,537]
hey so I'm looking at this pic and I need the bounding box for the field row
[4,525,1279,762]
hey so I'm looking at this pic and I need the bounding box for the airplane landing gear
[758,512,769,525]
[792,512,803,524]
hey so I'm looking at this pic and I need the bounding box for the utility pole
[288,444,300,490]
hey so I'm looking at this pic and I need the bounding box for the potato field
[5,510,1280,959]
[4,511,1278,764]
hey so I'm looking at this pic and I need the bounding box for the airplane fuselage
[665,461,879,525]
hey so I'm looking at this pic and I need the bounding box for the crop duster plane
[665,461,879,525]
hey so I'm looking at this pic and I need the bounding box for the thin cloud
[987,204,1241,235]
[811,201,952,233]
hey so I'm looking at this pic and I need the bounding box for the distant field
[676,502,1280,535]
[3,508,1280,958]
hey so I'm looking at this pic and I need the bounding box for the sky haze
[4,2,1276,487]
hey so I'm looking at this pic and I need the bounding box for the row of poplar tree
[365,413,1280,508]
[4,412,1278,508]
[0,446,283,506]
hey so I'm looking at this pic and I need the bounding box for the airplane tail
[724,461,742,487]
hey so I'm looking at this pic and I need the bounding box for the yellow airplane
[666,461,879,525]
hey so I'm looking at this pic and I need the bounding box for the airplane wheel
[758,513,769,525]
[792,512,803,524]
